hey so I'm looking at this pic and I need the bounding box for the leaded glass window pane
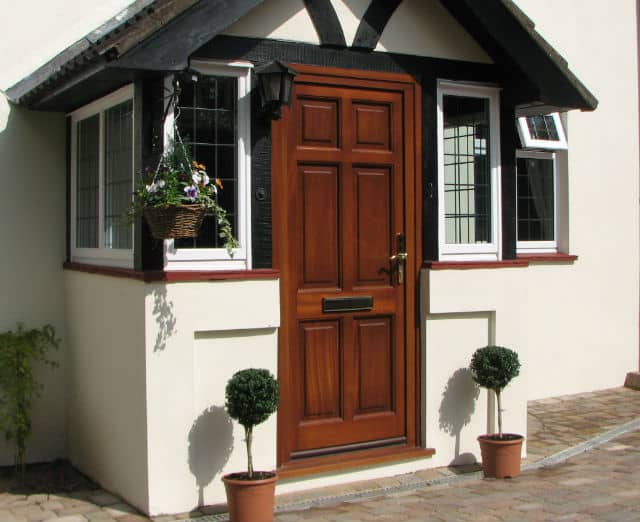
[76,115,100,248]
[104,100,133,249]
[517,156,555,241]
[175,76,237,249]
[443,95,491,244]
[526,115,559,141]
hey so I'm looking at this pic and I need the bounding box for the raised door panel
[354,167,392,287]
[352,102,391,152]
[299,164,340,289]
[299,321,342,421]
[355,317,393,415]
[298,97,340,149]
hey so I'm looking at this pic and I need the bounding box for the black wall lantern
[255,60,297,120]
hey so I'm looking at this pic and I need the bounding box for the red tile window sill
[516,253,578,263]
[63,262,280,282]
[425,253,577,270]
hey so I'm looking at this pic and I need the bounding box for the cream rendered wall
[0,0,137,91]
[0,0,150,470]
[223,0,491,63]
[514,0,639,397]
[376,0,491,63]
[0,93,67,465]
[223,0,319,45]
[144,279,279,515]
[64,272,149,513]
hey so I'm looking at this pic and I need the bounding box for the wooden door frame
[272,65,427,476]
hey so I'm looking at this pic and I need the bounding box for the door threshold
[278,445,435,479]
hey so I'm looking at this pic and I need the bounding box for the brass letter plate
[322,296,373,313]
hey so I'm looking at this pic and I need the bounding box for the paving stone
[45,516,88,522]
[103,506,138,519]
[57,506,100,517]
[87,494,120,508]
[0,510,18,522]
[39,502,64,512]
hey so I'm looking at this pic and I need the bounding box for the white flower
[200,172,210,186]
[145,179,166,194]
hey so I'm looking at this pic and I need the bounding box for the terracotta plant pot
[222,472,278,522]
[477,434,524,478]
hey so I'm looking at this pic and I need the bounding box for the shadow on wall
[439,367,479,465]
[151,285,176,352]
[188,406,234,507]
[0,94,67,464]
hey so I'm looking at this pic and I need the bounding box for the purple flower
[184,184,199,200]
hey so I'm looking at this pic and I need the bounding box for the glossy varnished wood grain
[274,65,422,471]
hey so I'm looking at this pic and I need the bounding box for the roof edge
[5,0,157,104]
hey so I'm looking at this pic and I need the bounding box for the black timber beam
[352,0,402,50]
[113,0,265,71]
[302,0,347,47]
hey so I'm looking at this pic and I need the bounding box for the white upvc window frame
[516,112,567,150]
[437,80,502,262]
[516,150,558,253]
[163,60,252,271]
[69,84,135,268]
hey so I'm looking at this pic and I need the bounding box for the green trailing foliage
[469,345,520,438]
[0,323,59,477]
[225,369,279,479]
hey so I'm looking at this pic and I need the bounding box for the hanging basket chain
[153,77,193,184]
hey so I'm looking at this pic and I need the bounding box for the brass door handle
[389,233,407,284]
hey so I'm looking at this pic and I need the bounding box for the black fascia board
[440,0,598,112]
[111,0,265,71]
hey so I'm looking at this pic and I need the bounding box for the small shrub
[225,369,279,478]
[0,323,59,476]
[470,345,520,438]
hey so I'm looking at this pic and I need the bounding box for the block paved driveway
[275,428,640,522]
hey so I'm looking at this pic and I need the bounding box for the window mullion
[98,111,105,250]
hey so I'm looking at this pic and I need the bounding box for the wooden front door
[274,67,419,470]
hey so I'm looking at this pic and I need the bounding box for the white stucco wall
[0,93,67,465]
[376,0,491,62]
[0,0,150,471]
[223,0,491,63]
[0,0,135,91]
[144,279,279,515]
[64,272,149,512]
[512,0,640,396]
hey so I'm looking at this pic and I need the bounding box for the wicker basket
[143,205,207,239]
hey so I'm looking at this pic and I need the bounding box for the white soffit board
[222,0,319,45]
[376,0,492,63]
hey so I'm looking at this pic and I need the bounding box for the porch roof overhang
[440,0,598,114]
[5,0,597,113]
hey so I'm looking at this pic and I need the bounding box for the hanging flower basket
[143,204,207,240]
[124,79,239,253]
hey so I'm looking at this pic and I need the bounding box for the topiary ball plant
[225,368,279,479]
[469,345,520,439]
